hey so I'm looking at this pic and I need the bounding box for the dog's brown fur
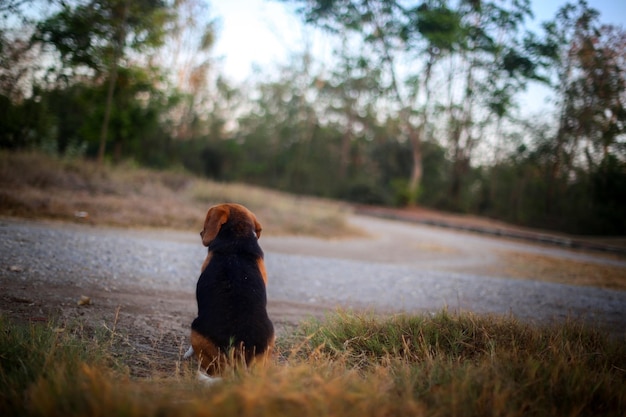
[189,203,274,375]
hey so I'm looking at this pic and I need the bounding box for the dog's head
[200,203,262,247]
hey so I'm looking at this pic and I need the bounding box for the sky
[211,0,626,83]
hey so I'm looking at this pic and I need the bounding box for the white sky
[212,0,626,83]
[211,0,317,81]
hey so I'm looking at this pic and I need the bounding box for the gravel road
[1,215,625,352]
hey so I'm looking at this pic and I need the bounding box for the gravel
[268,253,626,332]
[1,220,201,290]
[1,217,625,338]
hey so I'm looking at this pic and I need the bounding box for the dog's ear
[201,205,229,246]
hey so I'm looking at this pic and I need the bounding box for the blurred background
[1,0,625,235]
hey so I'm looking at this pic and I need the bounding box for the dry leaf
[77,295,91,306]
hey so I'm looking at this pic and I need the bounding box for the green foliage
[2,71,175,165]
[34,0,170,74]
[35,3,107,71]
[0,94,53,150]
[475,145,626,234]
[414,2,465,51]
[31,0,173,163]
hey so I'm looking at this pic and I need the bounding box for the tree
[234,52,322,191]
[0,0,40,102]
[316,40,383,179]
[156,0,220,141]
[0,1,52,148]
[473,1,626,234]
[440,0,537,209]
[571,24,626,164]
[284,0,450,203]
[34,0,172,164]
[532,0,626,214]
[284,0,536,208]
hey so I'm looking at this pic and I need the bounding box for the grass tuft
[2,311,624,416]
[291,310,626,416]
[0,317,118,415]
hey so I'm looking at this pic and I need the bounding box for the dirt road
[1,215,625,374]
[264,215,626,332]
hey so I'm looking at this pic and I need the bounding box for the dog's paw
[183,346,194,359]
[197,370,222,385]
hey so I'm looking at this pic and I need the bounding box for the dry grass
[497,251,626,291]
[188,181,358,238]
[2,311,624,417]
[0,151,359,237]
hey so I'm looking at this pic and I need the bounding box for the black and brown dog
[184,203,274,377]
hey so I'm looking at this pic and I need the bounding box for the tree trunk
[339,111,354,179]
[406,52,435,206]
[97,3,127,166]
[97,68,118,165]
[407,125,423,206]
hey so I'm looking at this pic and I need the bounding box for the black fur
[191,221,273,354]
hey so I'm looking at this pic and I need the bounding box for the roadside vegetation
[3,0,625,236]
[0,151,358,238]
[2,310,624,417]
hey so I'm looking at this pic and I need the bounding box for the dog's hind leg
[197,370,222,385]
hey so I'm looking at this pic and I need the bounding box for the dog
[184,203,274,378]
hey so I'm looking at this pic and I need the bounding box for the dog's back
[189,203,274,374]
[192,232,273,356]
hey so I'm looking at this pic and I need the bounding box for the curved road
[1,215,625,340]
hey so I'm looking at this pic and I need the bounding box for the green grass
[2,311,625,417]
